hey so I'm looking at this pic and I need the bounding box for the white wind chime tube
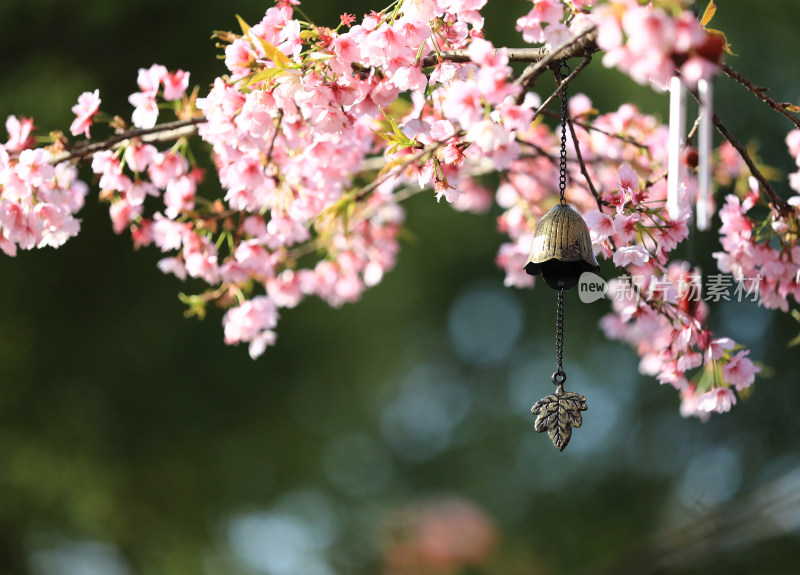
[697,78,713,231]
[667,75,686,221]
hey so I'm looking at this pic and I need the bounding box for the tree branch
[722,63,800,131]
[685,86,790,213]
[644,170,668,189]
[49,117,206,164]
[420,29,598,69]
[513,27,598,99]
[711,110,790,213]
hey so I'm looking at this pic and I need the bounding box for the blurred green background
[2,1,800,574]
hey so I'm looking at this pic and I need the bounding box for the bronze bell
[524,203,600,290]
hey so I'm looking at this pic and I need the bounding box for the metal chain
[558,62,570,205]
[552,287,566,386]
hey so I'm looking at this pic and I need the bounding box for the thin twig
[531,55,593,122]
[566,117,603,210]
[265,110,284,170]
[539,109,650,151]
[49,117,205,164]
[352,142,443,201]
[686,113,701,144]
[686,83,789,212]
[711,110,790,213]
[722,63,800,130]
[516,137,604,166]
[644,170,668,189]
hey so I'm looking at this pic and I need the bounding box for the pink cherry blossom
[157,257,187,281]
[69,90,102,138]
[516,11,544,44]
[16,148,55,187]
[137,64,168,96]
[721,350,760,391]
[496,240,534,288]
[584,210,615,243]
[109,198,142,235]
[223,296,279,359]
[465,119,507,153]
[786,129,800,160]
[531,0,564,25]
[568,93,594,118]
[679,385,710,421]
[612,212,639,244]
[618,163,639,195]
[163,70,190,101]
[124,143,158,173]
[129,92,159,129]
[5,116,35,152]
[441,81,483,128]
[402,0,437,23]
[392,65,428,91]
[163,175,196,219]
[706,337,735,362]
[430,120,456,141]
[148,151,188,189]
[543,23,572,50]
[696,387,737,414]
[151,213,188,252]
[613,245,650,267]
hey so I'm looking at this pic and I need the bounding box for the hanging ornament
[696,78,714,231]
[524,62,598,452]
[667,75,687,221]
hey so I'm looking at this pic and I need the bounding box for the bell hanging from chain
[524,62,598,452]
[524,203,599,290]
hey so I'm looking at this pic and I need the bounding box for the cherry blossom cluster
[587,164,760,417]
[129,64,191,129]
[516,0,591,49]
[713,179,800,312]
[3,0,799,418]
[178,0,542,355]
[0,117,88,257]
[591,0,724,89]
[79,0,524,357]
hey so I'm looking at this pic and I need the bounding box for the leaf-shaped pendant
[531,384,587,451]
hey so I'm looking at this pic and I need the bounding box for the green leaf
[700,0,717,27]
[235,14,251,36]
[389,118,405,140]
[372,131,394,142]
[699,1,736,56]
[242,67,284,88]
[252,35,291,69]
[236,13,291,69]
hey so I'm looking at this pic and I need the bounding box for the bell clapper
[524,62,593,452]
